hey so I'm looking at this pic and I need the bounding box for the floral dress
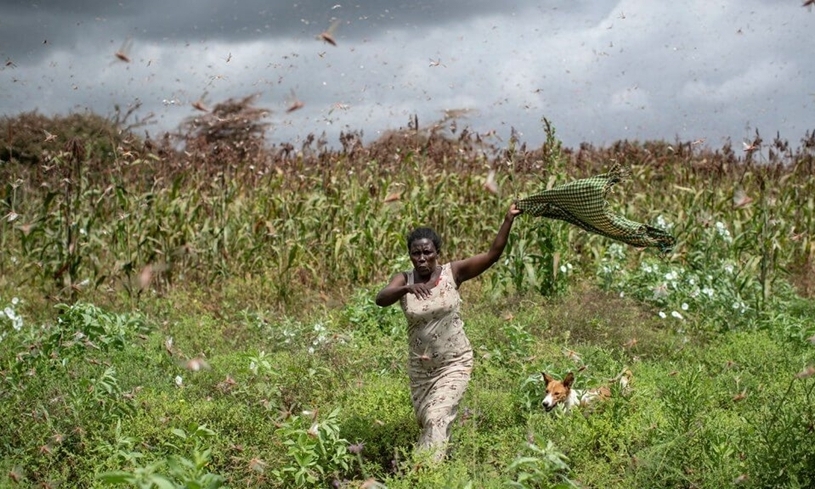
[400,263,474,458]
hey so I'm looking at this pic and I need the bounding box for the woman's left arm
[451,203,522,285]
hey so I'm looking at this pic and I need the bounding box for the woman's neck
[415,265,442,284]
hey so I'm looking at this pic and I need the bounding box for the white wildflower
[671,311,683,320]
[715,221,733,242]
[608,243,626,260]
[656,215,673,230]
[724,263,734,274]
[665,270,678,281]
[3,307,22,331]
[308,347,315,355]
[560,265,567,273]
[658,311,667,319]
[681,303,689,311]
[11,297,19,306]
[174,375,183,387]
[702,287,715,298]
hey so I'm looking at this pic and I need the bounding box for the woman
[375,204,522,460]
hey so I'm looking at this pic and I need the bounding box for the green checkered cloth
[516,164,675,253]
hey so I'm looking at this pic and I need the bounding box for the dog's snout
[542,395,554,411]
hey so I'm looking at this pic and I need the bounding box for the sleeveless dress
[400,263,474,458]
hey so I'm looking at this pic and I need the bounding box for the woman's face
[408,238,439,276]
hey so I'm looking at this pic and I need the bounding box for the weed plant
[1,109,814,487]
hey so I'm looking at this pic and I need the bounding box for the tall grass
[3,117,813,308]
[1,111,814,487]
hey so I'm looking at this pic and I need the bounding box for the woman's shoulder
[442,261,461,286]
[388,270,410,283]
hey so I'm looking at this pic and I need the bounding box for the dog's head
[541,371,574,412]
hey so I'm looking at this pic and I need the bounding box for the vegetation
[1,104,814,488]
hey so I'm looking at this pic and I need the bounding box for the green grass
[1,112,814,487]
[1,282,812,488]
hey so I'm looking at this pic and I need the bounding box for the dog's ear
[542,372,553,384]
[563,372,575,388]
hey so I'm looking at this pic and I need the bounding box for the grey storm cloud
[1,0,813,150]
[2,1,512,55]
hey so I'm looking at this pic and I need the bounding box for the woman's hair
[406,227,442,253]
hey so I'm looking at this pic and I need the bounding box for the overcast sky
[1,0,812,150]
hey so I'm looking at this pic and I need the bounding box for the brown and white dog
[541,370,632,412]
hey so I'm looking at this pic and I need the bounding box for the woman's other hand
[408,282,433,300]
[408,266,441,300]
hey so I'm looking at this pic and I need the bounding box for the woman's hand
[376,266,441,306]
[407,282,434,300]
[408,266,441,300]
[507,202,522,220]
